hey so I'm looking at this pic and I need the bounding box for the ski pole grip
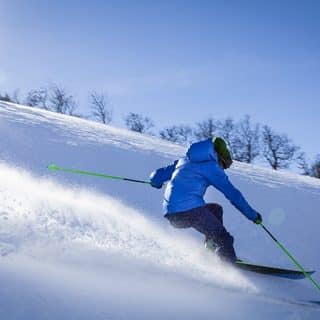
[48,164,58,170]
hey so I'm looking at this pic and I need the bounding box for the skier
[149,137,262,263]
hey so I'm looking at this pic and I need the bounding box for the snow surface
[0,101,320,319]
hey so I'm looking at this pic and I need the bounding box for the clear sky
[1,0,319,159]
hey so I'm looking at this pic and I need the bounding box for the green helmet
[212,137,233,169]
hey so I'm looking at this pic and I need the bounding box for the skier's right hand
[150,181,163,189]
[254,213,263,225]
[149,170,164,189]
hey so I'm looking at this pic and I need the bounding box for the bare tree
[124,112,154,134]
[310,155,320,178]
[90,92,113,124]
[24,88,48,109]
[299,153,320,178]
[262,125,299,170]
[217,118,236,148]
[296,152,311,175]
[159,125,193,145]
[193,117,238,155]
[0,90,20,103]
[49,85,77,115]
[194,118,220,140]
[233,115,260,163]
[0,92,13,102]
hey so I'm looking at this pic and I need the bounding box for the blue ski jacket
[150,139,258,222]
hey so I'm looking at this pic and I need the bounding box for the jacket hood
[186,139,218,163]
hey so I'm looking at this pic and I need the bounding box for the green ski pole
[48,164,151,185]
[261,223,320,293]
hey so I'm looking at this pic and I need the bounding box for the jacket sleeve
[149,160,178,188]
[207,164,258,221]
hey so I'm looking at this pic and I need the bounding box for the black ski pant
[164,203,236,262]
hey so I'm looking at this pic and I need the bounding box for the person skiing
[149,137,262,263]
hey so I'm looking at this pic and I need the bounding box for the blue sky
[1,0,319,159]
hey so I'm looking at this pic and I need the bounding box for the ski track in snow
[0,102,184,159]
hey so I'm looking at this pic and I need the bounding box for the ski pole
[48,164,151,185]
[260,223,320,293]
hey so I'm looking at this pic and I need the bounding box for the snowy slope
[0,101,320,319]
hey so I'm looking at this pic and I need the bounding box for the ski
[235,259,315,279]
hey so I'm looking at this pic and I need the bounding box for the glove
[150,181,162,189]
[149,170,163,189]
[254,213,263,225]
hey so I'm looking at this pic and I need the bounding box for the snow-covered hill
[1,101,320,319]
